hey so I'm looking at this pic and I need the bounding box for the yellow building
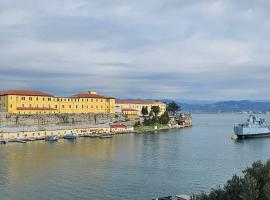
[122,108,139,119]
[0,90,115,115]
[110,124,134,133]
[116,100,166,117]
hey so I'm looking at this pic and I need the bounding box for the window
[62,105,64,108]
[29,104,32,107]
[69,105,71,108]
[22,104,24,107]
[55,105,57,108]
[36,97,38,101]
[48,98,51,101]
[91,99,93,102]
[21,97,25,100]
[82,105,84,108]
[10,104,12,108]
[76,105,78,108]
[29,97,32,100]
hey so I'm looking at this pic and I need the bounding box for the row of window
[21,97,52,101]
[18,104,112,110]
[19,96,110,102]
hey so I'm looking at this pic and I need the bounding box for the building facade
[0,90,115,115]
[115,100,166,117]
[110,124,134,133]
[122,108,139,119]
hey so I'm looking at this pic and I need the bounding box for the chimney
[88,91,97,95]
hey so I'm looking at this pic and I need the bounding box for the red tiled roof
[122,108,138,112]
[0,90,53,97]
[17,107,57,111]
[72,92,115,99]
[110,124,127,128]
[116,100,163,105]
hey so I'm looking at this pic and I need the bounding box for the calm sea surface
[1,114,270,200]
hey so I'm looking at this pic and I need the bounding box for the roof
[116,100,164,105]
[72,92,115,99]
[0,90,53,97]
[122,108,138,112]
[110,124,127,128]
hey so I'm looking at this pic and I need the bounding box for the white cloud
[0,0,270,100]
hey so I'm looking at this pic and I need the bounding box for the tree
[151,106,160,116]
[192,160,270,200]
[160,111,170,124]
[166,101,180,114]
[141,106,148,116]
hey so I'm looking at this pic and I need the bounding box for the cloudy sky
[0,0,270,101]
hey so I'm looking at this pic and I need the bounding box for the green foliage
[159,111,170,124]
[151,106,160,116]
[166,101,180,113]
[141,106,148,116]
[193,160,270,200]
[134,121,141,127]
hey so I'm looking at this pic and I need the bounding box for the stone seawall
[0,112,124,127]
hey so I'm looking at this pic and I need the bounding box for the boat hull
[236,132,270,139]
[63,134,77,140]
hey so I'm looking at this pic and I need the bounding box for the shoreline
[0,123,192,144]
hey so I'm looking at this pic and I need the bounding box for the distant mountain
[120,98,270,113]
[180,100,270,113]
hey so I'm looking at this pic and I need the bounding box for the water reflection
[1,114,270,200]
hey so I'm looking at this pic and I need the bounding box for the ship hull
[236,132,270,139]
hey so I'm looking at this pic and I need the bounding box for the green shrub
[193,160,270,200]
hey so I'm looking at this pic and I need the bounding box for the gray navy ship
[234,115,270,139]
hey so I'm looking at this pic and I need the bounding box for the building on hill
[122,108,139,119]
[0,90,115,115]
[115,100,166,117]
[110,123,134,133]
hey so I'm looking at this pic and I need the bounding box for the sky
[0,0,270,101]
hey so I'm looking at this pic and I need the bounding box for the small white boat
[99,134,112,139]
[176,194,191,200]
[45,135,59,142]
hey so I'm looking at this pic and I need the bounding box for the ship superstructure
[234,115,270,139]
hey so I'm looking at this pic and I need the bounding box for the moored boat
[152,196,172,200]
[0,140,7,144]
[99,134,112,139]
[233,115,270,139]
[63,133,77,140]
[45,135,59,142]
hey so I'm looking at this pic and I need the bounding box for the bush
[134,121,141,127]
[192,160,270,200]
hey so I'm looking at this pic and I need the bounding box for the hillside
[180,100,270,113]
